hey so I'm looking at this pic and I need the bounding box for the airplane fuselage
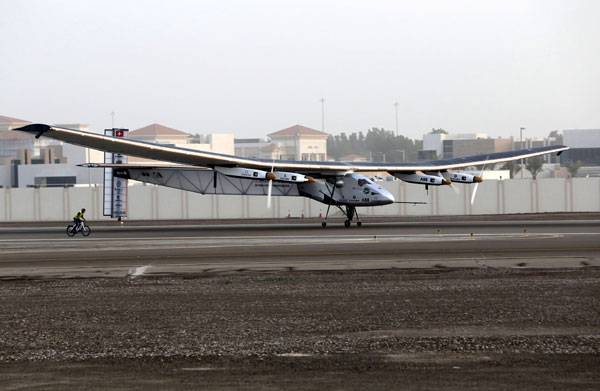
[299,173,395,207]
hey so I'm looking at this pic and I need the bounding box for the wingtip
[12,123,52,138]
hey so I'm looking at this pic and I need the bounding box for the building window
[443,140,453,158]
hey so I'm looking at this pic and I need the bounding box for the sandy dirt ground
[1,268,599,390]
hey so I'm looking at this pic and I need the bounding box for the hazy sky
[1,0,599,140]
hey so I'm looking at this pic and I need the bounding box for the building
[128,123,191,145]
[0,115,103,187]
[234,125,329,161]
[267,125,328,161]
[0,115,31,131]
[443,138,513,159]
[0,117,235,187]
[422,132,513,159]
[128,123,234,164]
[234,138,279,160]
[422,133,489,159]
[563,129,600,165]
[420,131,565,162]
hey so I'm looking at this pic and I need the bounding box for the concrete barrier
[0,178,598,222]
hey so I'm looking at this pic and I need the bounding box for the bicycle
[66,222,91,237]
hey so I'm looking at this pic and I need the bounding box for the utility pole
[394,102,399,137]
[520,127,526,179]
[320,98,325,133]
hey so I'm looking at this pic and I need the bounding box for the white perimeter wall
[0,178,599,222]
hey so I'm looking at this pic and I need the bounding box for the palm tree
[565,160,582,178]
[501,160,521,178]
[526,157,544,179]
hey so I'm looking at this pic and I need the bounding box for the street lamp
[520,127,526,178]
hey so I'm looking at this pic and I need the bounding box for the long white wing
[15,124,569,174]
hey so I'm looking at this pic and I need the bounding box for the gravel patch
[1,268,599,389]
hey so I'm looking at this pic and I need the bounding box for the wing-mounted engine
[213,166,272,180]
[215,166,314,183]
[435,171,483,184]
[393,173,451,186]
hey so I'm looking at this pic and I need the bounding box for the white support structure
[103,129,129,218]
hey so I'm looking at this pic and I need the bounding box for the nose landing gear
[343,206,361,228]
[322,204,362,228]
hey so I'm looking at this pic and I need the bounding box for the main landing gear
[320,181,362,228]
[322,205,362,228]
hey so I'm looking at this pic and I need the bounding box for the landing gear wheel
[357,221,362,227]
[66,225,75,237]
[321,221,327,227]
[344,220,351,228]
[81,226,91,236]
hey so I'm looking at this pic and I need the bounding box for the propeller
[470,164,485,205]
[439,171,460,195]
[266,161,275,208]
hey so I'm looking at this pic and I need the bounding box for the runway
[1,218,599,278]
[2,217,599,389]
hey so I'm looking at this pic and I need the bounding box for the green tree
[327,127,422,162]
[526,157,544,179]
[501,160,521,179]
[565,160,582,178]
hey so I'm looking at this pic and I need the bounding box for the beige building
[267,125,328,161]
[128,123,191,145]
[0,115,30,132]
[234,138,282,160]
[234,125,329,161]
[128,123,234,164]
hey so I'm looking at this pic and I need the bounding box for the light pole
[520,127,526,178]
[320,98,325,133]
[394,102,399,137]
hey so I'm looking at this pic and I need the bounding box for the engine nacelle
[215,166,313,183]
[440,172,482,183]
[215,166,271,180]
[394,173,450,186]
[272,171,314,183]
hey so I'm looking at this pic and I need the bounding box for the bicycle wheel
[81,225,91,236]
[66,225,76,237]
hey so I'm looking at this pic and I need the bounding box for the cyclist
[73,208,87,232]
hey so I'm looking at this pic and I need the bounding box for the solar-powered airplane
[16,124,568,227]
